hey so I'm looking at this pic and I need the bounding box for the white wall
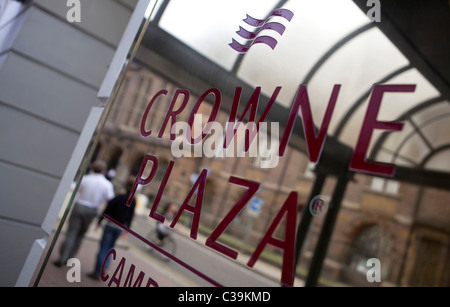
[0,0,139,286]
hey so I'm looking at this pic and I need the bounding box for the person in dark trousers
[54,160,114,267]
[155,203,178,245]
[88,176,137,280]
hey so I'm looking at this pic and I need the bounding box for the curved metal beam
[420,144,450,168]
[302,22,375,84]
[390,112,450,165]
[369,97,446,160]
[333,64,412,138]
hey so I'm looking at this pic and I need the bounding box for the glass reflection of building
[82,0,450,287]
[94,62,450,287]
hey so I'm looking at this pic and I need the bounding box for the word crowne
[139,83,416,177]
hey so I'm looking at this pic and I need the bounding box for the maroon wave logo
[229,8,294,53]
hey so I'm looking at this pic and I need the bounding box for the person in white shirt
[54,160,114,267]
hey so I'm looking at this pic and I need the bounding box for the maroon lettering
[149,160,175,223]
[187,88,221,144]
[123,264,145,287]
[224,86,281,151]
[146,277,159,287]
[140,89,168,137]
[126,155,158,206]
[126,82,418,287]
[247,191,298,287]
[158,89,190,140]
[101,248,116,282]
[108,256,126,287]
[138,84,416,177]
[205,177,260,259]
[101,249,159,287]
[170,168,208,239]
[279,85,340,160]
[349,84,416,177]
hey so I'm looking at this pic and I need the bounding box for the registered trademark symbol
[309,195,329,217]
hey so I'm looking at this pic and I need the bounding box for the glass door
[31,0,450,289]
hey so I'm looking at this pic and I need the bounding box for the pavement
[31,220,194,287]
[30,213,305,287]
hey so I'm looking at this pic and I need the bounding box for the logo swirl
[229,8,294,53]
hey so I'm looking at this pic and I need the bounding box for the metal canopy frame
[353,0,450,103]
[139,1,450,188]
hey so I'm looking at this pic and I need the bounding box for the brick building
[94,64,450,286]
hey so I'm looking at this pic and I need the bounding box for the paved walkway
[31,224,194,287]
[30,214,305,287]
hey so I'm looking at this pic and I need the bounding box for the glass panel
[30,0,450,290]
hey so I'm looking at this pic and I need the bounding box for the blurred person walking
[54,160,114,267]
[88,176,137,280]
